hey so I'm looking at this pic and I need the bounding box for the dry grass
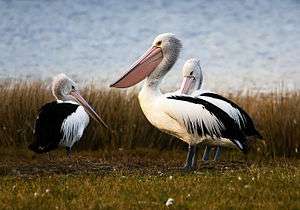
[0,80,299,158]
[0,80,299,209]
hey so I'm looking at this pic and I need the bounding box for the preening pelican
[180,58,221,161]
[29,73,108,157]
[180,58,262,162]
[110,33,261,169]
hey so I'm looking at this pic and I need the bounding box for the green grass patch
[0,150,299,210]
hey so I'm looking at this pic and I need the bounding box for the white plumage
[197,95,246,128]
[29,73,107,157]
[162,94,225,140]
[110,33,261,169]
[139,88,234,146]
[60,106,89,148]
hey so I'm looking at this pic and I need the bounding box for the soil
[0,153,250,177]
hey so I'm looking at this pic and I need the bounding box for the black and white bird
[110,33,262,170]
[29,73,108,157]
[179,58,262,162]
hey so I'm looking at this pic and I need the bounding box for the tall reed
[0,80,299,157]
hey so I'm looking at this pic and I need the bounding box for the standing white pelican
[110,33,261,170]
[180,58,262,162]
[29,73,108,157]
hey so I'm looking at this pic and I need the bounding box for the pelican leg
[202,145,211,161]
[183,144,197,170]
[214,146,222,161]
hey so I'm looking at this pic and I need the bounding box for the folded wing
[162,94,249,152]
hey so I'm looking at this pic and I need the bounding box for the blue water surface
[0,0,299,91]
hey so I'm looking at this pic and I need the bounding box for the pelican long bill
[70,90,109,129]
[110,46,163,88]
[180,76,196,94]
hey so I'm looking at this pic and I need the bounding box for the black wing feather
[28,101,79,153]
[200,92,262,138]
[167,95,249,153]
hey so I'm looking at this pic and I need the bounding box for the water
[0,0,299,92]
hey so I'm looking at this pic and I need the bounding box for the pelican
[180,58,262,162]
[110,33,261,170]
[29,73,108,157]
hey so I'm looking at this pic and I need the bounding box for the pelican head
[52,73,78,101]
[52,73,108,128]
[152,33,182,64]
[180,58,203,94]
[110,33,182,88]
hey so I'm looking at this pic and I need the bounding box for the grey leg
[191,145,198,168]
[202,145,211,161]
[214,146,222,161]
[183,144,197,170]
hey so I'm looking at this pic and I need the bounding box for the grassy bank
[0,150,299,210]
[0,80,300,157]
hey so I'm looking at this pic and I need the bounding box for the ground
[0,149,299,210]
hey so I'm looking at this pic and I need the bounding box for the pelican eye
[71,85,75,90]
[189,71,194,76]
[156,41,162,47]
